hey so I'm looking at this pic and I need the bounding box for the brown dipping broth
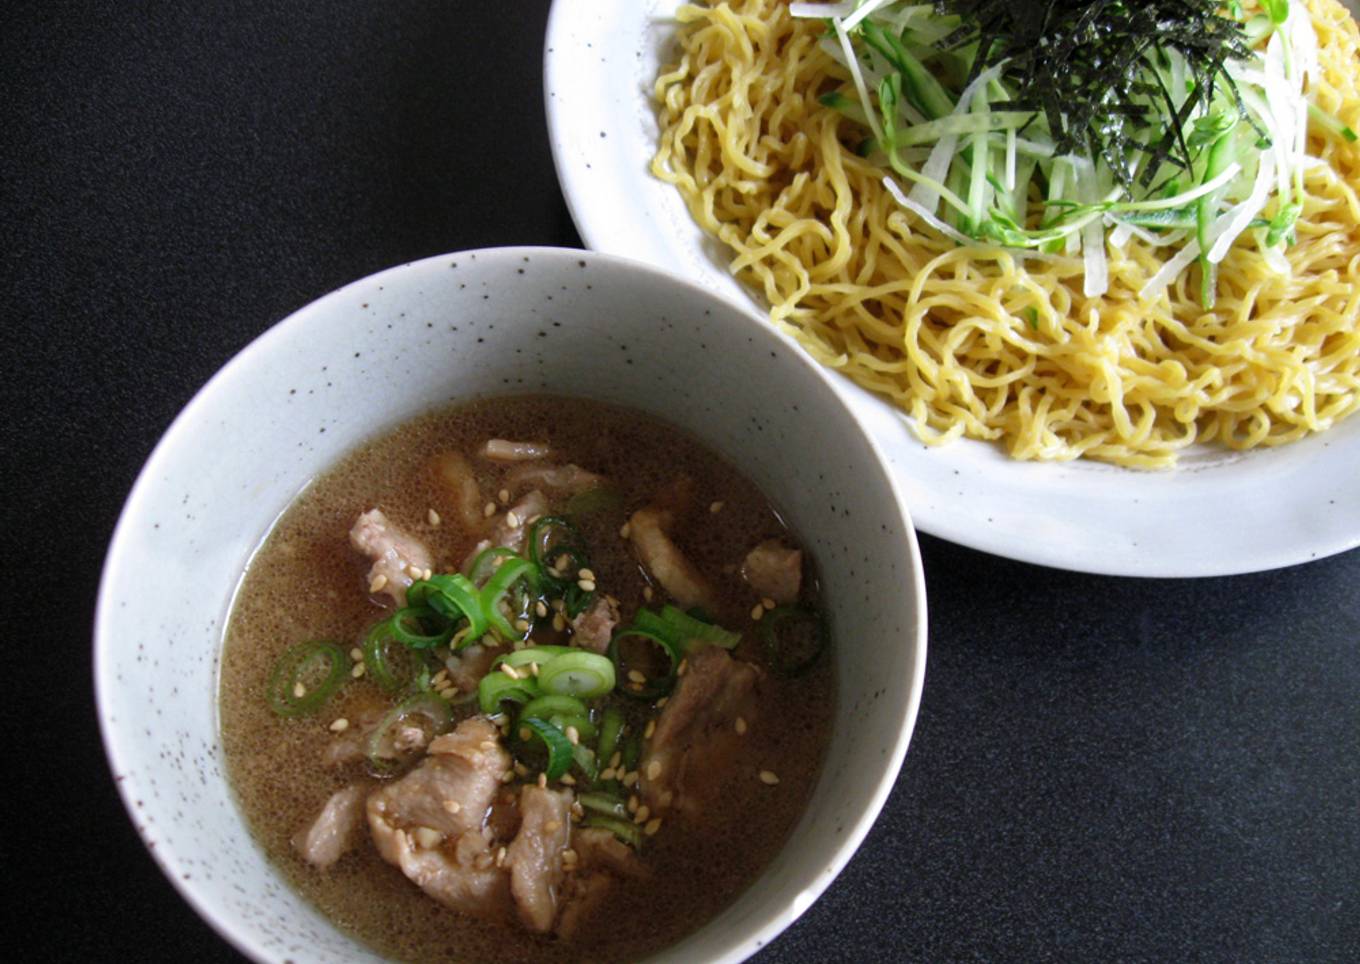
[219,395,833,963]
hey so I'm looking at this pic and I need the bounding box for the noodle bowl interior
[220,395,832,962]
[651,0,1360,467]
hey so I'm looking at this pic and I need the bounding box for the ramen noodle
[652,0,1360,467]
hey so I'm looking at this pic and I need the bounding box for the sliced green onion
[608,629,681,701]
[466,546,521,587]
[1308,102,1358,143]
[572,742,599,783]
[548,714,598,744]
[517,717,575,780]
[520,694,589,722]
[583,814,642,848]
[562,485,624,517]
[407,572,487,639]
[366,692,454,771]
[388,605,453,650]
[266,640,348,717]
[493,646,573,670]
[620,731,642,772]
[577,791,628,819]
[479,556,539,641]
[478,672,539,716]
[760,605,828,678]
[362,618,421,693]
[659,605,741,651]
[528,515,596,617]
[596,707,625,766]
[538,651,616,699]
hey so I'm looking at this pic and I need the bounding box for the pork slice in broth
[504,461,605,496]
[367,718,512,917]
[555,828,648,939]
[627,505,717,612]
[569,595,621,653]
[349,508,432,607]
[293,784,367,869]
[639,647,760,816]
[481,439,554,462]
[504,785,574,933]
[741,539,803,606]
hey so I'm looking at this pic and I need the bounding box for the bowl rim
[94,244,929,963]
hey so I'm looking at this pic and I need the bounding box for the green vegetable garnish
[266,640,348,717]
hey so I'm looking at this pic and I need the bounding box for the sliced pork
[627,506,717,612]
[741,539,803,605]
[482,439,553,462]
[504,786,573,932]
[505,462,605,496]
[349,508,432,607]
[367,718,512,917]
[569,595,620,653]
[293,784,366,869]
[639,647,759,816]
[444,642,505,693]
[555,828,648,939]
[433,451,489,531]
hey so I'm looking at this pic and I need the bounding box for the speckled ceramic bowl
[95,246,927,963]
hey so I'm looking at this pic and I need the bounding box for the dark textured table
[6,2,1358,961]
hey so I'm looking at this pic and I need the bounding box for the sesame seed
[529,662,540,676]
[599,767,616,781]
[423,568,433,581]
[578,567,596,581]
[563,848,579,864]
[514,618,530,633]
[329,718,349,733]
[552,613,568,632]
[633,805,651,824]
[479,740,498,752]
[619,522,631,539]
[623,771,639,788]
[475,852,494,870]
[428,508,441,526]
[535,600,549,618]
[551,598,566,612]
[506,511,520,528]
[560,773,576,786]
[736,716,748,735]
[537,773,548,789]
[761,597,777,611]
[431,670,448,684]
[656,697,669,708]
[644,720,656,739]
[349,647,363,662]
[646,760,662,780]
[501,663,522,680]
[496,846,507,867]
[413,827,442,849]
[643,586,654,602]
[351,663,366,678]
[577,579,596,592]
[644,817,663,836]
[369,573,388,593]
[483,501,497,518]
[498,488,510,504]
[677,658,688,676]
[627,796,639,813]
[501,770,515,783]
[565,725,580,745]
[627,669,647,685]
[514,761,529,777]
[609,752,622,769]
[751,604,765,621]
[444,800,462,814]
[709,501,724,513]
[406,563,424,579]
[759,770,780,786]
[519,727,531,742]
[544,820,562,834]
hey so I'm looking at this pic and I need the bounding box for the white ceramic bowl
[95,246,927,963]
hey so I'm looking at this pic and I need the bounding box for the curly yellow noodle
[652,0,1360,468]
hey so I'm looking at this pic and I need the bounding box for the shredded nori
[934,1,1255,189]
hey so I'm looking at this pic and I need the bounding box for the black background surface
[5,1,1358,961]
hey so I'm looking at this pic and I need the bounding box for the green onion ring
[493,646,573,670]
[583,813,642,848]
[362,617,420,693]
[547,713,598,744]
[538,650,616,699]
[466,546,522,587]
[517,717,575,780]
[407,572,487,639]
[266,640,348,717]
[477,672,539,716]
[608,629,681,701]
[519,694,589,722]
[366,692,454,771]
[760,604,828,678]
[596,707,625,766]
[577,791,628,819]
[479,556,540,641]
[388,605,453,650]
